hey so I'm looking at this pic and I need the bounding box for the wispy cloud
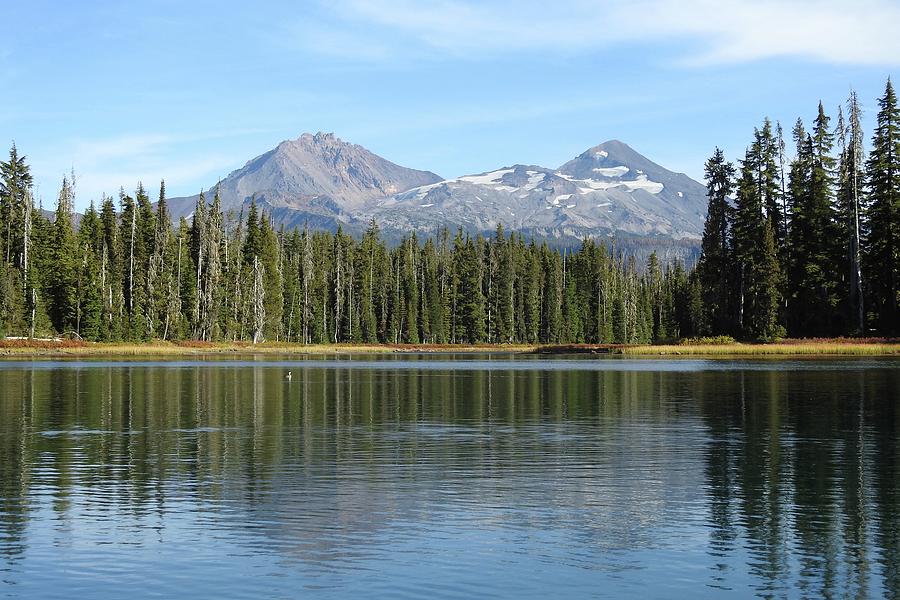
[31,130,272,208]
[70,134,177,167]
[349,92,655,138]
[69,156,233,205]
[302,0,900,66]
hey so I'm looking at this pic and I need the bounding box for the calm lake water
[1,355,898,599]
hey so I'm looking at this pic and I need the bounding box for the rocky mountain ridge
[166,132,708,245]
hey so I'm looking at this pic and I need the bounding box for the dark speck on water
[1,354,898,598]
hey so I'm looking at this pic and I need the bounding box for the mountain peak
[167,133,442,221]
[595,139,628,149]
[275,131,345,153]
[563,139,677,180]
[575,139,639,162]
[300,131,340,145]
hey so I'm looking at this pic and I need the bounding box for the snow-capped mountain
[372,140,707,241]
[167,133,708,243]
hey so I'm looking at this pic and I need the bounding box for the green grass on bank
[619,342,900,356]
[0,340,538,357]
[1,339,898,358]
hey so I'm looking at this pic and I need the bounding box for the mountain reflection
[0,358,898,597]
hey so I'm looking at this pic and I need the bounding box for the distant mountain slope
[166,133,707,245]
[166,132,442,227]
[371,140,707,240]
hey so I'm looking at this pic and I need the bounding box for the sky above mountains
[3,0,899,211]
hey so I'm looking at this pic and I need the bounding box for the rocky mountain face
[166,132,442,229]
[167,133,708,249]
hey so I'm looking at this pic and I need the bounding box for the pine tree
[204,187,225,339]
[837,93,866,333]
[733,143,764,336]
[149,180,176,339]
[864,79,900,335]
[99,195,123,340]
[522,241,542,343]
[758,119,786,254]
[75,202,104,339]
[251,254,265,344]
[300,224,313,343]
[357,219,380,342]
[561,248,583,342]
[733,133,785,339]
[646,252,665,340]
[174,218,194,340]
[698,148,735,334]
[453,234,485,343]
[0,143,33,270]
[118,189,141,338]
[258,211,283,340]
[27,209,55,337]
[495,226,515,343]
[400,234,419,343]
[787,104,840,335]
[47,176,79,334]
[0,144,33,334]
[748,220,783,340]
[189,192,206,337]
[542,245,563,343]
[281,229,300,342]
[421,237,441,343]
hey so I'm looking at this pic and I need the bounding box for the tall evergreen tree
[47,176,79,333]
[837,93,866,333]
[0,144,33,334]
[97,195,123,340]
[0,143,33,270]
[698,148,735,334]
[748,220,783,340]
[733,143,763,335]
[787,104,840,335]
[258,211,283,340]
[864,79,900,335]
[733,134,785,339]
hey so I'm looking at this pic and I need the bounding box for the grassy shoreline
[1,339,899,358]
[620,342,900,356]
[0,340,537,357]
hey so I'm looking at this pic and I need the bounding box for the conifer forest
[1,80,898,344]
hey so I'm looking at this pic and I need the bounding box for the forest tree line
[0,79,897,344]
[0,170,696,345]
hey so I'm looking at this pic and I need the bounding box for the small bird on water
[285,371,292,381]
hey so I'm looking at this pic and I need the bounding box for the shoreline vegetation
[2,338,898,358]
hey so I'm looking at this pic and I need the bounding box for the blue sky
[2,0,898,211]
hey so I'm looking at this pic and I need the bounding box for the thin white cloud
[349,91,654,138]
[70,134,176,167]
[309,0,900,65]
[633,0,900,66]
[31,131,263,208]
[71,157,233,204]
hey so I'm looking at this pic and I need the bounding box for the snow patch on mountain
[593,166,630,177]
[459,169,514,185]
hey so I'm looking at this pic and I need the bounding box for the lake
[1,355,898,598]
